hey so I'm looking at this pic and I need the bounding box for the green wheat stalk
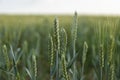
[49,35,54,80]
[2,45,10,71]
[32,50,37,80]
[99,44,104,80]
[81,41,88,80]
[60,28,70,80]
[71,11,78,80]
[53,17,60,80]
[62,55,70,80]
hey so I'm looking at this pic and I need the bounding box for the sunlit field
[0,13,120,80]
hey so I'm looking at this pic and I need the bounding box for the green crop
[0,13,120,80]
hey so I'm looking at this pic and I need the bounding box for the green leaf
[25,67,32,80]
[67,52,79,69]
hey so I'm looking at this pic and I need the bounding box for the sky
[0,0,120,15]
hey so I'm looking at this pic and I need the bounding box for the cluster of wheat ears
[49,12,119,80]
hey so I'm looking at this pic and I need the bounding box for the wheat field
[0,13,120,80]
